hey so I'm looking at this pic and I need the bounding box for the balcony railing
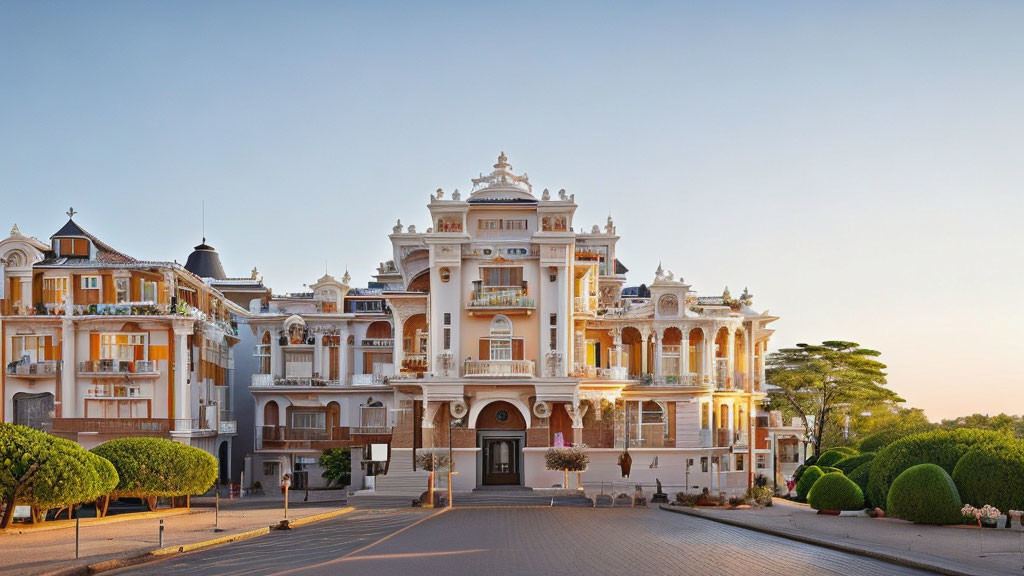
[6,360,61,377]
[654,373,700,386]
[570,365,629,380]
[219,420,238,434]
[573,296,598,314]
[352,373,388,386]
[467,289,535,309]
[52,418,172,435]
[361,338,394,348]
[256,425,353,450]
[463,359,534,377]
[79,360,158,375]
[251,373,274,387]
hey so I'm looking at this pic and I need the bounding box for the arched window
[264,401,279,427]
[489,316,513,360]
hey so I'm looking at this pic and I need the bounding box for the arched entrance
[218,441,230,484]
[474,400,527,487]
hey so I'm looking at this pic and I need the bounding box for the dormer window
[53,237,89,257]
[81,276,100,290]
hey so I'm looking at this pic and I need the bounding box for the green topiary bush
[792,464,807,482]
[808,472,864,511]
[859,422,935,454]
[0,424,112,528]
[848,461,874,507]
[820,466,843,475]
[886,464,962,524]
[804,454,819,467]
[867,429,1012,510]
[815,447,858,468]
[952,443,1024,512]
[92,437,217,499]
[835,452,875,475]
[795,465,824,501]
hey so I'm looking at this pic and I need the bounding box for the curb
[2,508,196,535]
[659,505,991,576]
[37,507,355,576]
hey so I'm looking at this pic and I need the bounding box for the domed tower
[184,237,226,280]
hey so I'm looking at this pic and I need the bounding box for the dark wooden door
[482,438,520,485]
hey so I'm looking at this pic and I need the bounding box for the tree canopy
[92,437,217,498]
[767,341,900,453]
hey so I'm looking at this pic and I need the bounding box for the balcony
[352,373,388,386]
[573,296,598,315]
[79,360,159,378]
[52,417,172,436]
[401,354,428,372]
[463,359,534,378]
[654,373,701,386]
[360,338,394,348]
[251,373,274,387]
[466,289,535,315]
[250,374,344,387]
[571,364,629,381]
[257,425,353,451]
[219,420,238,434]
[716,428,747,447]
[6,360,61,379]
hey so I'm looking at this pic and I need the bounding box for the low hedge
[952,444,1024,512]
[886,464,962,524]
[847,461,874,507]
[867,429,1011,510]
[835,452,875,475]
[815,447,858,468]
[795,465,824,501]
[92,437,217,498]
[808,472,864,511]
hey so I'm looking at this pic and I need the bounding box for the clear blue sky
[3,2,1023,420]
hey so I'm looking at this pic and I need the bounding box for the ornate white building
[245,153,796,494]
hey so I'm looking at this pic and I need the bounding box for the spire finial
[201,199,206,244]
[66,207,76,218]
[10,223,20,236]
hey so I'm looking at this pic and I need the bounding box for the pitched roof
[50,218,136,264]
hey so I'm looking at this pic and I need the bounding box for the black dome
[184,241,226,280]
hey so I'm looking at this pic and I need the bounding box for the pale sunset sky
[2,2,1022,420]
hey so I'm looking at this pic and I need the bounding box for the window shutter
[479,338,490,361]
[90,333,100,361]
[512,339,524,361]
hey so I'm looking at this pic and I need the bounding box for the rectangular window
[443,328,451,351]
[11,335,52,362]
[502,219,527,230]
[140,280,157,303]
[477,219,500,230]
[42,277,69,304]
[701,456,708,473]
[115,278,130,303]
[736,455,744,472]
[80,276,100,290]
[443,313,451,325]
[490,338,512,361]
[100,333,148,362]
[757,454,766,469]
[291,411,325,430]
[263,462,280,477]
[351,300,384,313]
[481,267,523,288]
[549,328,558,351]
[549,313,557,326]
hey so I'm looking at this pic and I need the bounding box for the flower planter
[980,519,998,529]
[816,509,841,516]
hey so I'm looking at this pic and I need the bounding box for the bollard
[75,517,80,559]
[215,480,220,530]
[158,518,164,548]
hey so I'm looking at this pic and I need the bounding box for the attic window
[54,238,89,257]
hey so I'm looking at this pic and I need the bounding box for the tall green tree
[767,341,901,454]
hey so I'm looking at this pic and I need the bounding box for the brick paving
[111,507,935,576]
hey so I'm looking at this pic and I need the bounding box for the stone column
[60,318,75,417]
[639,328,650,376]
[726,328,736,388]
[339,326,351,384]
[313,331,323,380]
[19,276,32,312]
[653,330,663,379]
[680,328,690,380]
[705,328,715,385]
[173,328,191,431]
[392,315,404,375]
[746,324,756,392]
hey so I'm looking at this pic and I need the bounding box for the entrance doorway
[481,437,522,485]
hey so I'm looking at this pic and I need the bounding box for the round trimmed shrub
[0,424,111,527]
[808,472,864,511]
[92,437,217,498]
[867,429,1012,510]
[835,452,875,475]
[804,454,819,467]
[848,461,874,506]
[886,464,962,524]
[795,465,824,501]
[952,444,1024,512]
[820,466,842,475]
[816,447,858,468]
[859,422,934,454]
[792,464,807,482]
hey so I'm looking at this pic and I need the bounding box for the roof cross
[66,207,77,218]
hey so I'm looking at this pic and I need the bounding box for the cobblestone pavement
[116,507,937,576]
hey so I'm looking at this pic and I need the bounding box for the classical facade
[0,212,243,480]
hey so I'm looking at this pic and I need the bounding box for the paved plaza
[114,507,938,576]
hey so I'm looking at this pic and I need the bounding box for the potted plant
[962,504,1002,528]
[544,446,589,489]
